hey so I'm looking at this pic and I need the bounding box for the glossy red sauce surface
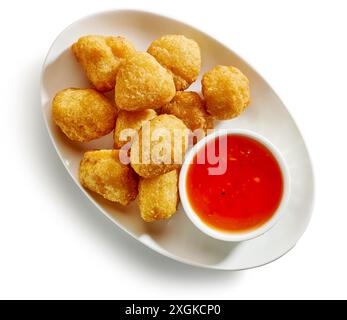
[186,134,284,232]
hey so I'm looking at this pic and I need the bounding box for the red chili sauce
[186,134,284,233]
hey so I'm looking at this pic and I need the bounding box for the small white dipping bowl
[179,128,291,242]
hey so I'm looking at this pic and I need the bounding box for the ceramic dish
[41,9,314,270]
[179,128,291,242]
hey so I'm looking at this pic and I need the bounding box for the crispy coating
[130,114,189,178]
[138,170,179,222]
[115,52,176,111]
[79,150,138,205]
[72,35,136,92]
[114,109,157,149]
[105,36,136,59]
[148,35,201,91]
[52,88,117,142]
[161,91,214,132]
[201,66,250,120]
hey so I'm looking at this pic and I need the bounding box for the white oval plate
[41,9,314,270]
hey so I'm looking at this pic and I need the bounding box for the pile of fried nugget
[52,34,251,223]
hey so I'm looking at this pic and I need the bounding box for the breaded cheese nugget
[114,109,157,149]
[79,150,138,205]
[202,65,250,120]
[161,91,214,132]
[115,52,176,111]
[105,36,136,59]
[139,170,178,222]
[52,88,116,142]
[72,35,136,92]
[147,35,201,91]
[130,114,188,178]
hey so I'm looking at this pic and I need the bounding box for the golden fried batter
[202,65,250,120]
[148,35,201,91]
[52,88,117,142]
[105,36,136,59]
[130,114,188,178]
[72,35,136,92]
[161,91,214,132]
[79,150,138,205]
[138,170,179,222]
[114,109,157,149]
[115,52,176,111]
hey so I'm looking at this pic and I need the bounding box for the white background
[0,0,346,300]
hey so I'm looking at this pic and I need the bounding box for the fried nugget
[72,35,136,92]
[161,91,214,132]
[115,52,176,111]
[130,114,188,178]
[148,35,201,91]
[114,109,157,149]
[105,36,136,59]
[201,65,250,120]
[52,88,117,142]
[79,150,138,205]
[138,170,178,222]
